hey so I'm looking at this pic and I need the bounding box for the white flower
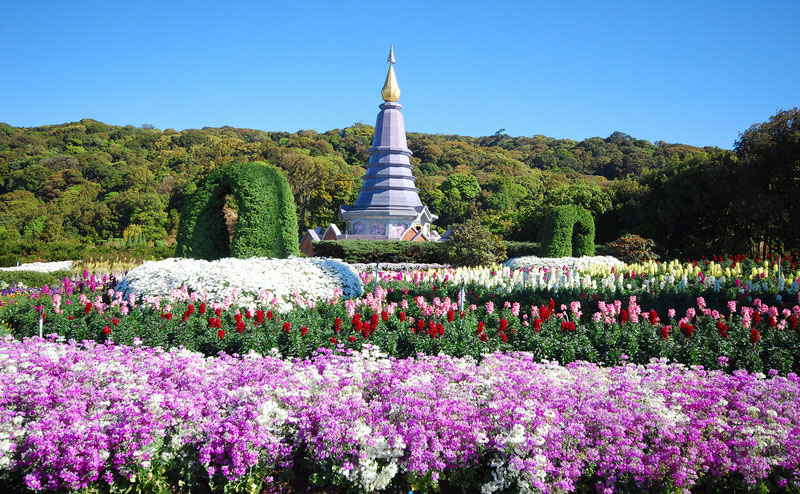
[0,261,74,273]
[116,256,362,311]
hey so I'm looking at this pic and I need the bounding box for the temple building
[300,46,440,256]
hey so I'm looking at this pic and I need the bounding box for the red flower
[68,315,75,320]
[499,319,508,331]
[548,299,555,310]
[753,312,761,325]
[331,336,338,345]
[768,316,777,327]
[161,313,173,320]
[266,310,274,320]
[648,310,659,325]
[620,310,629,324]
[680,322,694,338]
[187,304,195,315]
[348,336,356,342]
[234,313,243,323]
[334,317,342,331]
[283,322,291,332]
[533,318,542,333]
[660,326,671,340]
[245,310,252,319]
[300,326,309,336]
[199,302,206,315]
[447,310,455,323]
[236,320,246,333]
[398,312,406,322]
[381,310,389,322]
[417,319,426,332]
[102,325,111,335]
[479,332,488,342]
[477,321,485,332]
[215,308,222,317]
[83,302,92,315]
[500,333,508,342]
[750,328,760,345]
[560,321,576,332]
[540,307,552,321]
[716,321,729,338]
[789,315,799,330]
[112,318,119,326]
[218,329,225,339]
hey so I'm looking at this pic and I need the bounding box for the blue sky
[2,1,798,148]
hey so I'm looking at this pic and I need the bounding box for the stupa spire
[337,46,438,241]
[381,45,401,102]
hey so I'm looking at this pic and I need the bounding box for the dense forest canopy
[0,108,797,258]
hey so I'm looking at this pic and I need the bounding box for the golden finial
[381,45,400,102]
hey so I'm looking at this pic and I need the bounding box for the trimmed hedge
[0,270,72,288]
[313,240,444,263]
[176,162,299,260]
[505,241,540,258]
[0,242,175,267]
[541,205,595,257]
[312,240,539,264]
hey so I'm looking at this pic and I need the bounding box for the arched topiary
[541,205,595,257]
[176,162,299,260]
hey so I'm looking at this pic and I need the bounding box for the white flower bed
[115,257,362,311]
[0,261,74,273]
[349,262,449,272]
[503,255,623,270]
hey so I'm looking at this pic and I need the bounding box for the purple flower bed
[1,336,799,493]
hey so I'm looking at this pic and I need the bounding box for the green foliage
[444,219,506,267]
[176,162,300,260]
[0,240,174,267]
[0,270,71,288]
[605,234,660,264]
[504,241,540,258]
[541,205,596,257]
[3,112,794,258]
[313,240,444,264]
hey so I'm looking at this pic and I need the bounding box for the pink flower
[668,309,676,319]
[486,301,494,315]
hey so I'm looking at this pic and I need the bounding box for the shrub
[605,234,660,263]
[313,240,444,263]
[176,162,299,260]
[541,205,595,257]
[444,219,506,267]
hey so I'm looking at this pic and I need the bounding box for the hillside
[0,111,796,258]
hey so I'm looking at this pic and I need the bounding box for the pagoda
[300,46,440,255]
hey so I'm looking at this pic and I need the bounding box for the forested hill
[1,112,796,258]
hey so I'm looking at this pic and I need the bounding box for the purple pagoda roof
[340,47,426,215]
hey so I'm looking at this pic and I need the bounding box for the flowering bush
[503,255,622,270]
[1,337,798,493]
[115,256,362,311]
[6,273,800,373]
[0,261,74,273]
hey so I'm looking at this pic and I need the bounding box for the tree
[734,107,800,257]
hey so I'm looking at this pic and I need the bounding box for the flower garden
[2,254,800,493]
